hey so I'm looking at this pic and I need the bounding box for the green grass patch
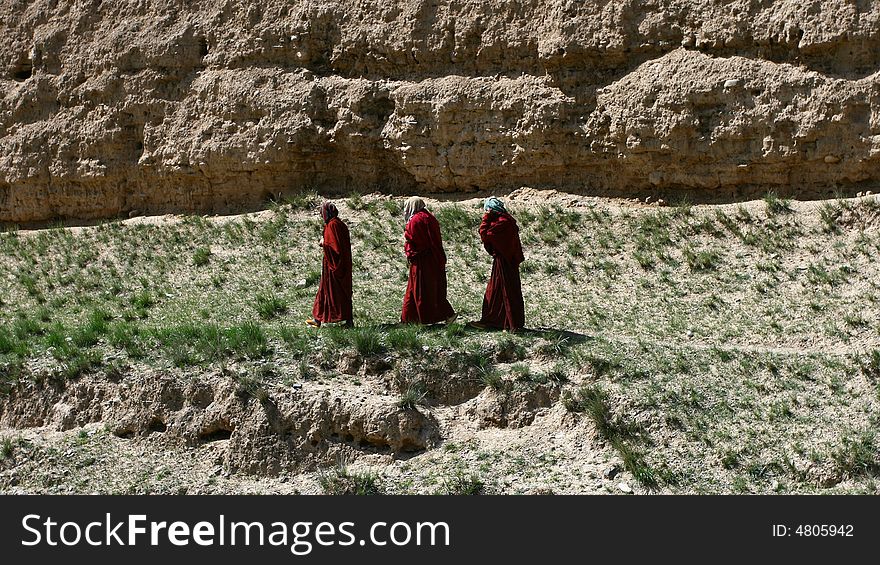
[192,247,212,267]
[255,293,288,320]
[319,463,383,495]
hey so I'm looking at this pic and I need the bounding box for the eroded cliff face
[2,0,880,223]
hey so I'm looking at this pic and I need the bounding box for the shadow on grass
[312,321,594,347]
[520,327,593,344]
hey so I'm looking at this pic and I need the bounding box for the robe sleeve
[480,213,524,265]
[479,214,496,255]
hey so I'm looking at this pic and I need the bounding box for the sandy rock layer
[2,0,880,222]
[0,372,441,476]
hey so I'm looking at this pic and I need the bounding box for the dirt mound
[0,371,440,476]
[2,1,880,223]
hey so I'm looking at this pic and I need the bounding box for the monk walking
[401,196,457,325]
[307,201,353,328]
[470,197,525,332]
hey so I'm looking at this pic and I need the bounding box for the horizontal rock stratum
[2,0,880,223]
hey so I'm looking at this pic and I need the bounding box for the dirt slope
[2,192,879,494]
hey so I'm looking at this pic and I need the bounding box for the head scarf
[484,196,507,215]
[320,201,338,224]
[403,196,426,222]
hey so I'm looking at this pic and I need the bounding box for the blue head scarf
[484,196,507,214]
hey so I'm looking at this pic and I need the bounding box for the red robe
[401,210,455,324]
[312,217,353,323]
[478,212,525,331]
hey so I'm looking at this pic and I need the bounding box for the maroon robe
[401,210,455,324]
[312,217,353,323]
[478,211,525,331]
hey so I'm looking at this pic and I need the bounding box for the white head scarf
[403,196,426,222]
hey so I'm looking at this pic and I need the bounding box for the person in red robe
[308,201,353,327]
[470,197,526,332]
[400,197,457,325]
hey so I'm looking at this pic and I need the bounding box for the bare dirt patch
[2,191,879,494]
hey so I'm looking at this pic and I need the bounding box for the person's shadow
[517,327,592,345]
[346,322,592,347]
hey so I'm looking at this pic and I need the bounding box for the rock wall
[2,0,880,223]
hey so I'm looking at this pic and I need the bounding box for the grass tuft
[439,470,485,495]
[683,247,722,272]
[352,326,384,357]
[386,325,423,352]
[832,431,880,478]
[319,461,383,495]
[0,436,14,459]
[763,191,792,216]
[193,247,212,267]
[397,382,427,410]
[255,292,288,320]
